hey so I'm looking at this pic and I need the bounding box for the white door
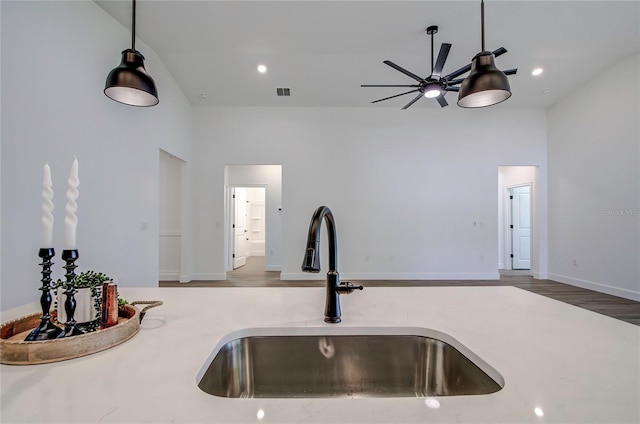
[511,185,531,270]
[232,188,248,269]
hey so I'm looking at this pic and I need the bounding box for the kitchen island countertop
[1,286,638,423]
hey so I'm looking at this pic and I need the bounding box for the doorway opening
[498,166,535,272]
[229,187,266,270]
[223,165,282,275]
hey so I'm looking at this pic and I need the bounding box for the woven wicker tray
[0,301,161,365]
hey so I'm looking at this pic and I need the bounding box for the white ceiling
[95,1,640,109]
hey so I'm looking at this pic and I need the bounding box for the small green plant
[72,271,111,290]
[54,270,112,331]
[54,270,111,290]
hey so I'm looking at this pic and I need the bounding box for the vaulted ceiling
[96,1,640,109]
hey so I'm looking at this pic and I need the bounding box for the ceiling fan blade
[401,93,424,110]
[432,43,452,78]
[443,63,471,81]
[493,47,507,58]
[436,95,448,108]
[361,84,420,88]
[371,89,421,104]
[443,47,510,80]
[445,86,459,92]
[503,68,518,75]
[383,60,425,83]
[446,78,465,86]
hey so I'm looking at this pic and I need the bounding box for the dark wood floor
[161,257,640,326]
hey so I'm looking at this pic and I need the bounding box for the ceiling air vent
[276,88,291,97]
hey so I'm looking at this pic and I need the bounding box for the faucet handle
[337,281,364,294]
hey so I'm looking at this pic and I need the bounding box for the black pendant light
[458,0,511,108]
[104,0,159,107]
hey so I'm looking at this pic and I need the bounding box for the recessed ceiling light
[257,64,267,74]
[200,93,207,99]
[532,68,543,76]
[541,89,550,95]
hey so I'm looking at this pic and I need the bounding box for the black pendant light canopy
[104,0,158,107]
[458,0,511,108]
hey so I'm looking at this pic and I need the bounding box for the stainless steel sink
[197,327,503,398]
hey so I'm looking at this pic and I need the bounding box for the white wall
[192,107,547,282]
[547,54,640,301]
[1,1,193,310]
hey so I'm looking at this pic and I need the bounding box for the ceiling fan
[361,25,517,109]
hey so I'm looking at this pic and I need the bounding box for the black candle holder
[25,248,63,341]
[57,249,84,338]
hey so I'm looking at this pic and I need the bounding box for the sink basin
[197,327,503,398]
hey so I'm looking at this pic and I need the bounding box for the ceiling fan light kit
[104,0,159,107]
[360,25,456,109]
[424,86,441,98]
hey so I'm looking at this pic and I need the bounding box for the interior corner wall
[547,54,640,301]
[192,106,547,282]
[1,1,193,310]
[159,150,183,281]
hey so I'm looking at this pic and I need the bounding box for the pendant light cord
[131,0,136,51]
[480,0,485,52]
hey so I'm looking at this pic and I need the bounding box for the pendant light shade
[104,49,158,107]
[457,0,511,108]
[104,0,158,107]
[457,51,511,108]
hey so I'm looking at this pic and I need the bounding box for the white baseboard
[532,271,548,280]
[281,272,500,281]
[280,273,325,281]
[161,274,198,283]
[548,273,640,301]
[159,271,180,281]
[265,265,281,272]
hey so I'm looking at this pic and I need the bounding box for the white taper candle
[64,157,79,249]
[41,163,54,248]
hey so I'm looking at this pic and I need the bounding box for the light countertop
[1,286,639,423]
